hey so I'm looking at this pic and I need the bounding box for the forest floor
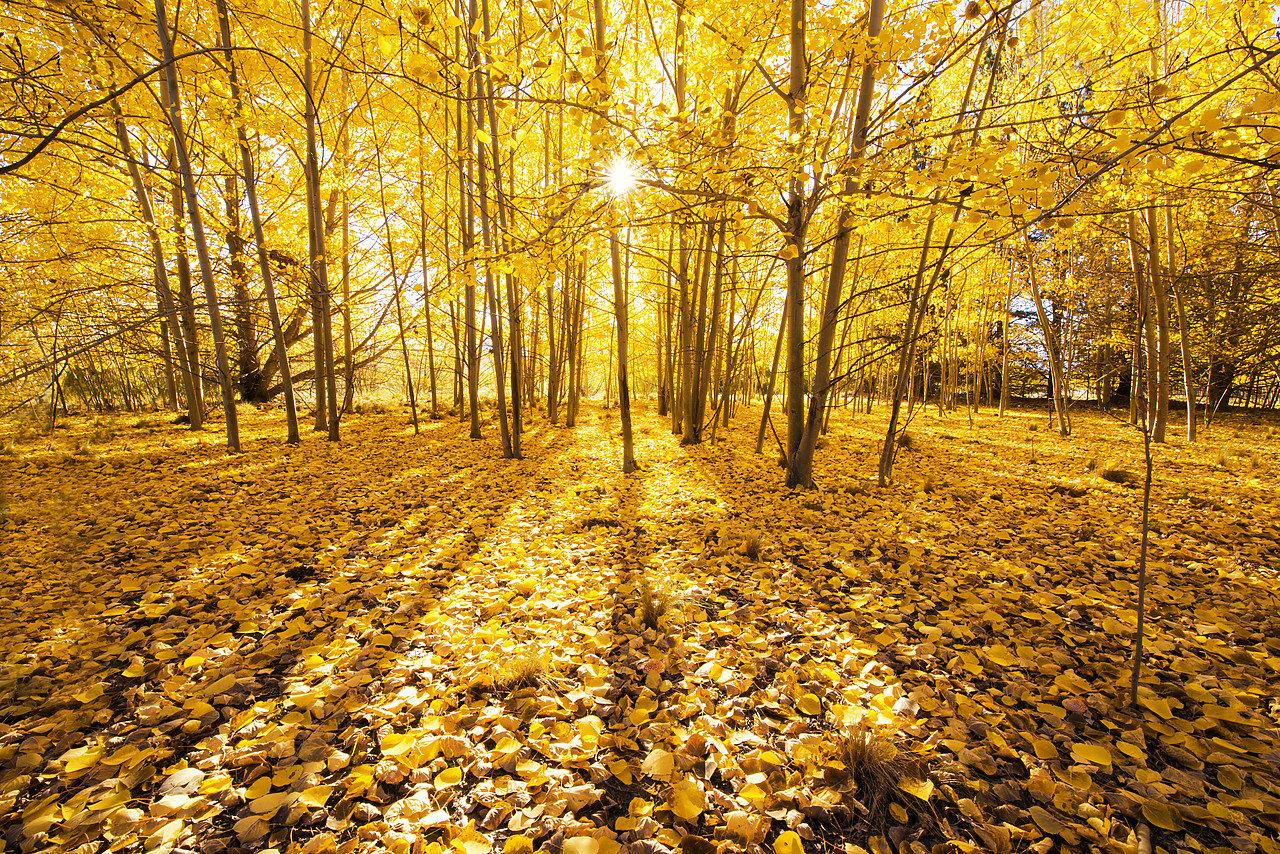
[1,400,1279,854]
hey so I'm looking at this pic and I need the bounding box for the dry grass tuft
[822,728,931,829]
[1099,464,1140,486]
[490,654,546,693]
[743,531,762,561]
[896,430,913,450]
[639,576,673,630]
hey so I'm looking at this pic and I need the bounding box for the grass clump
[1098,464,1140,487]
[489,654,546,693]
[742,531,762,562]
[895,430,913,450]
[820,728,932,829]
[638,575,673,630]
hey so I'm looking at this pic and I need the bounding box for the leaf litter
[1,405,1279,854]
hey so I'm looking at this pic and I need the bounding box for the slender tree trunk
[480,0,521,455]
[110,100,199,425]
[341,68,355,414]
[1127,212,1150,428]
[756,293,788,455]
[546,282,560,423]
[1164,203,1194,441]
[676,221,692,437]
[1026,240,1070,436]
[371,123,419,435]
[418,96,439,419]
[159,309,177,410]
[216,0,299,442]
[222,174,259,401]
[781,0,809,476]
[154,0,239,450]
[165,134,204,427]
[791,0,883,486]
[302,0,338,441]
[610,208,637,472]
[694,220,726,439]
[1145,205,1170,441]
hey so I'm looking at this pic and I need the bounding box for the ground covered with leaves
[2,401,1279,854]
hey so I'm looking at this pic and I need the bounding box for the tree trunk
[1164,203,1194,441]
[110,100,199,425]
[155,0,238,450]
[1145,205,1170,442]
[223,174,261,401]
[790,0,883,487]
[216,0,300,442]
[610,209,636,472]
[302,0,339,441]
[1026,240,1070,436]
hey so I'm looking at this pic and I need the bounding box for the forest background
[2,0,1280,853]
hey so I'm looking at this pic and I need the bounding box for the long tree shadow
[669,401,1280,850]
[0,407,593,851]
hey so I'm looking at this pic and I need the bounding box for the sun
[605,155,636,197]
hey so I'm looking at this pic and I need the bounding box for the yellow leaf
[1217,767,1243,791]
[1028,805,1065,835]
[1138,695,1172,719]
[233,814,270,842]
[668,779,704,821]
[1031,738,1059,760]
[774,830,804,854]
[147,818,183,848]
[1069,742,1111,768]
[198,775,232,795]
[889,802,908,823]
[563,838,599,854]
[897,777,933,800]
[204,673,236,697]
[504,838,534,854]
[986,645,1015,667]
[250,790,292,814]
[74,684,104,703]
[244,776,271,800]
[420,809,451,827]
[641,748,675,782]
[1141,801,1184,831]
[1116,741,1145,760]
[63,746,104,773]
[300,785,334,807]
[274,765,305,787]
[382,732,415,756]
[435,766,463,787]
[797,694,822,716]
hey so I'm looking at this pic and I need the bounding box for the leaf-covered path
[2,404,1279,854]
